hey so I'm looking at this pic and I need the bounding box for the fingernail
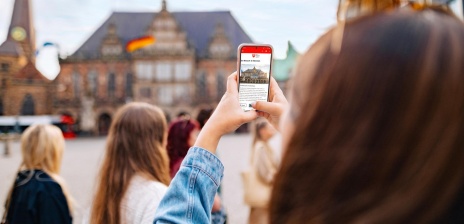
[251,101,256,107]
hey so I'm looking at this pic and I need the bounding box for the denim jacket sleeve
[153,147,224,224]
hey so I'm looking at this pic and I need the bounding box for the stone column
[2,135,11,157]
[80,96,96,135]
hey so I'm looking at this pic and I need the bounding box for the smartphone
[237,44,273,111]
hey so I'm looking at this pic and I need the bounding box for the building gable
[13,61,49,82]
[70,11,253,60]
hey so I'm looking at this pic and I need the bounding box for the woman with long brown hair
[2,124,73,224]
[89,102,170,224]
[269,7,464,223]
[152,6,464,224]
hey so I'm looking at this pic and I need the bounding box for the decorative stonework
[101,23,123,58]
[142,8,191,56]
[80,96,95,132]
[208,23,232,59]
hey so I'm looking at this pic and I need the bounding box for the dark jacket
[5,170,72,224]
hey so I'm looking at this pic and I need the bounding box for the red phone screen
[240,46,272,54]
[238,45,273,111]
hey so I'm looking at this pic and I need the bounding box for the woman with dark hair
[196,107,214,129]
[154,6,464,224]
[167,118,227,223]
[167,119,200,178]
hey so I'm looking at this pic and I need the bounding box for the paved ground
[0,134,281,224]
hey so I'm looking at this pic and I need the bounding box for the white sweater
[82,174,167,224]
[120,175,168,224]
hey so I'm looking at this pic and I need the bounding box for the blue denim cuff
[182,147,224,186]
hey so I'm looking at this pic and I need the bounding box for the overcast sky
[0,0,462,59]
[0,0,342,59]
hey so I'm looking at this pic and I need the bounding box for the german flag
[126,36,156,52]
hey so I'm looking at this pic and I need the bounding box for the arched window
[216,70,226,101]
[125,73,133,98]
[98,113,112,136]
[72,72,81,98]
[21,94,35,115]
[108,73,115,98]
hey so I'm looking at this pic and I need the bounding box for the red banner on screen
[240,46,272,54]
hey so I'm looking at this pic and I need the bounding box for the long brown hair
[337,0,401,21]
[90,102,171,224]
[271,9,464,223]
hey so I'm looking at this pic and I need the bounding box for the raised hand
[252,77,288,131]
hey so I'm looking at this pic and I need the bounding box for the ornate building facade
[0,0,53,116]
[240,67,269,84]
[55,0,252,134]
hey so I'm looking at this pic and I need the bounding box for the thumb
[252,101,281,115]
[226,72,239,94]
[240,110,258,123]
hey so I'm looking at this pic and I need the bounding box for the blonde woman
[248,118,279,224]
[89,102,171,224]
[2,125,73,224]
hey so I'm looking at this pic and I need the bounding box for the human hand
[252,77,288,131]
[195,72,258,153]
[212,194,222,212]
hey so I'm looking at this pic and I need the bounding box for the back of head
[91,102,170,224]
[21,124,65,174]
[196,107,213,129]
[9,124,73,212]
[167,119,199,166]
[271,9,464,223]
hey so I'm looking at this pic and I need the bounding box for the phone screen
[238,45,273,111]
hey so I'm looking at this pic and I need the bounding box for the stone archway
[98,113,112,136]
[21,94,35,115]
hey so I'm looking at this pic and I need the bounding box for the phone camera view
[239,46,272,111]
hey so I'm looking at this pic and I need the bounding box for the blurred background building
[55,0,252,135]
[0,0,54,117]
[0,0,301,135]
[273,41,300,95]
